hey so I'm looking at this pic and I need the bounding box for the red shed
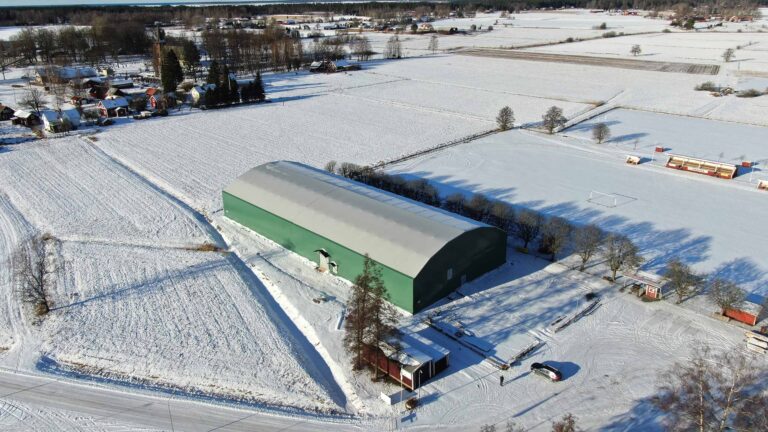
[725,296,764,326]
[362,333,449,391]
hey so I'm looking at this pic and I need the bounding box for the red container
[655,146,665,153]
[742,161,753,168]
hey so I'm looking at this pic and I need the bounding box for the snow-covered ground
[564,107,768,164]
[1,9,768,430]
[389,129,768,295]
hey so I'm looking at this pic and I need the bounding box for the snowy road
[0,370,363,432]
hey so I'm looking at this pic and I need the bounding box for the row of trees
[202,61,265,106]
[324,161,644,279]
[495,106,567,133]
[343,255,400,377]
[7,21,151,66]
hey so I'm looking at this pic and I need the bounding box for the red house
[623,271,666,300]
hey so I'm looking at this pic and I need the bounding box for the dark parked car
[531,362,563,382]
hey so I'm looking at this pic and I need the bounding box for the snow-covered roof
[12,109,35,119]
[623,270,665,287]
[99,97,129,109]
[40,110,60,123]
[224,161,489,278]
[36,66,98,80]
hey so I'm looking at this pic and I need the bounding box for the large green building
[223,161,507,313]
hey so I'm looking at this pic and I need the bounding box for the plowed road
[0,370,361,431]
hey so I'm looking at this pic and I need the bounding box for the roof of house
[224,161,490,278]
[99,97,129,109]
[146,87,160,96]
[37,66,98,80]
[40,110,60,123]
[0,104,14,112]
[12,109,35,119]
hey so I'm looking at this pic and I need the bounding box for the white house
[190,83,216,106]
[41,109,80,133]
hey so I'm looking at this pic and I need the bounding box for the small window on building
[330,261,338,274]
[447,268,453,281]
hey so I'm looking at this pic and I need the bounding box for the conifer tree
[160,49,183,94]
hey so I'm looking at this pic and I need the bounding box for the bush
[602,31,618,38]
[695,81,719,92]
[565,37,574,43]
[736,89,763,98]
[593,22,607,30]
[663,28,671,33]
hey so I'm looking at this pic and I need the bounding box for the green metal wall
[413,228,507,311]
[223,192,416,312]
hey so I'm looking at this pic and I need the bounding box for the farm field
[40,241,346,413]
[563,107,768,166]
[2,8,768,431]
[388,129,768,295]
[526,30,768,73]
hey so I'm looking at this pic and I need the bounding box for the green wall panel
[223,192,416,312]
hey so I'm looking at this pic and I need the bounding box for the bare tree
[514,209,543,250]
[630,44,642,56]
[479,425,496,432]
[505,421,526,432]
[707,278,745,316]
[592,122,611,144]
[12,235,57,317]
[552,413,580,432]
[443,193,467,215]
[722,48,735,62]
[604,234,643,281]
[428,34,439,54]
[539,216,572,261]
[21,86,47,115]
[665,258,703,304]
[496,106,514,131]
[384,36,402,59]
[573,224,604,271]
[542,106,566,134]
[654,345,765,432]
[324,160,337,173]
[489,201,514,232]
[350,36,373,61]
[467,193,493,222]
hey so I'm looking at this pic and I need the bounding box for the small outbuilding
[0,104,15,121]
[11,110,40,127]
[725,295,764,326]
[98,97,129,117]
[363,332,450,391]
[223,161,507,313]
[623,270,666,299]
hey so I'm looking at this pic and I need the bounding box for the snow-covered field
[2,8,768,431]
[389,129,768,295]
[42,241,345,412]
[564,107,768,164]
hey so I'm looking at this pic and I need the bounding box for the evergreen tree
[181,39,201,79]
[343,255,400,374]
[366,261,400,379]
[206,60,220,85]
[254,71,265,102]
[160,49,183,94]
[343,255,376,370]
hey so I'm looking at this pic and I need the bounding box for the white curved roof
[224,161,488,277]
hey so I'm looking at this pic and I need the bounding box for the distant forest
[0,0,763,27]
